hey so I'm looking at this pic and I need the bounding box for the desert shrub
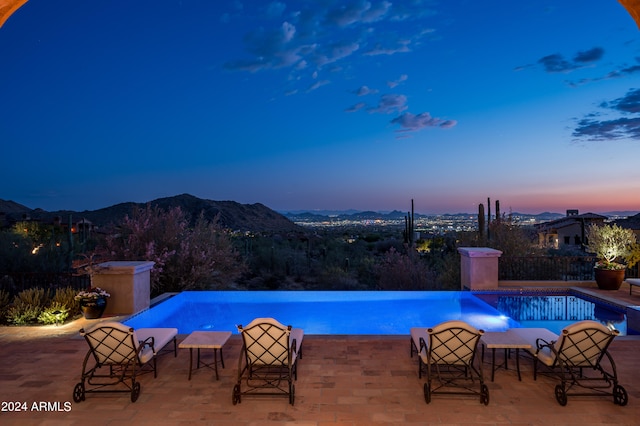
[50,286,81,317]
[37,302,70,325]
[7,302,42,325]
[0,289,10,324]
[6,288,49,325]
[375,248,435,290]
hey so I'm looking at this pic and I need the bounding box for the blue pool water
[124,291,518,335]
[123,291,627,335]
[474,293,627,335]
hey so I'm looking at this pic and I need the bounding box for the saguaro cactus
[478,203,485,239]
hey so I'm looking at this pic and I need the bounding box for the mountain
[0,194,303,233]
[0,199,31,215]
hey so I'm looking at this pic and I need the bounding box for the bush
[0,289,10,325]
[37,302,70,325]
[6,288,49,325]
[51,286,81,317]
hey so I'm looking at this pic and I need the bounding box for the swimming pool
[474,292,627,335]
[124,291,519,335]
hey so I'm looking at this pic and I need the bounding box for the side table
[481,329,532,381]
[179,331,232,380]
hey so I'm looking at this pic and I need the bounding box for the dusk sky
[1,1,639,215]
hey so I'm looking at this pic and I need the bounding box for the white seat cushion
[136,327,178,355]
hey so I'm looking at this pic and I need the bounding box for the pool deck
[1,286,640,425]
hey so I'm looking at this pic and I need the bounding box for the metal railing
[499,256,640,281]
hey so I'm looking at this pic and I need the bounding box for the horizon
[3,194,638,218]
[1,2,639,214]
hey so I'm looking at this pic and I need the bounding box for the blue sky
[1,1,639,214]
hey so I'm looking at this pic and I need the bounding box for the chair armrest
[139,336,155,351]
[419,336,427,352]
[535,338,553,350]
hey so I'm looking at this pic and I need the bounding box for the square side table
[179,331,232,380]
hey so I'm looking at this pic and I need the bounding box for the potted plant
[75,287,110,319]
[585,224,637,290]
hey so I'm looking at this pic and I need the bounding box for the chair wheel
[480,384,490,405]
[613,384,628,406]
[423,382,431,404]
[131,382,141,403]
[555,385,567,406]
[232,384,241,405]
[72,383,85,403]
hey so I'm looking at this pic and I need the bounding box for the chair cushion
[290,327,304,363]
[136,327,178,355]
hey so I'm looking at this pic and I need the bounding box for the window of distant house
[564,236,570,244]
[574,236,581,245]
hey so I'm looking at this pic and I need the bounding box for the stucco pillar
[92,261,155,316]
[458,247,502,290]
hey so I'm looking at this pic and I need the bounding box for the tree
[162,212,246,290]
[105,205,245,295]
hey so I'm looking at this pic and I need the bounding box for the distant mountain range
[283,210,568,222]
[1,195,637,231]
[0,194,302,233]
[282,209,640,222]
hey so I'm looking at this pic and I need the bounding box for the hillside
[0,194,302,233]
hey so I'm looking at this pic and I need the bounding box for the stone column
[92,261,155,316]
[457,247,502,290]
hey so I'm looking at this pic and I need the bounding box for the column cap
[96,261,155,274]
[457,247,503,258]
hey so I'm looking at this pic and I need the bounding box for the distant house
[613,213,640,240]
[535,210,607,250]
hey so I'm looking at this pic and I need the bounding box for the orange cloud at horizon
[0,0,27,28]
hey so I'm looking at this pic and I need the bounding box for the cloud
[520,46,605,73]
[353,85,378,96]
[312,42,360,67]
[604,87,640,114]
[306,79,330,92]
[573,47,604,63]
[223,22,301,72]
[538,53,577,73]
[367,94,408,114]
[345,102,367,112]
[325,1,392,27]
[387,74,408,88]
[364,39,411,56]
[573,88,640,140]
[566,58,640,87]
[390,112,457,132]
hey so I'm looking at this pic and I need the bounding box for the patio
[1,287,639,425]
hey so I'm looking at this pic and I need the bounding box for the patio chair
[418,320,489,405]
[232,317,303,405]
[532,320,627,406]
[72,321,178,403]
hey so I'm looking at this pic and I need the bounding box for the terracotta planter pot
[594,268,625,291]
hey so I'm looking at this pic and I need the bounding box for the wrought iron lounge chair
[418,320,489,405]
[532,320,627,406]
[232,317,303,405]
[72,321,177,403]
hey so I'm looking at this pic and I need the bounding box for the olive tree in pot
[585,224,637,290]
